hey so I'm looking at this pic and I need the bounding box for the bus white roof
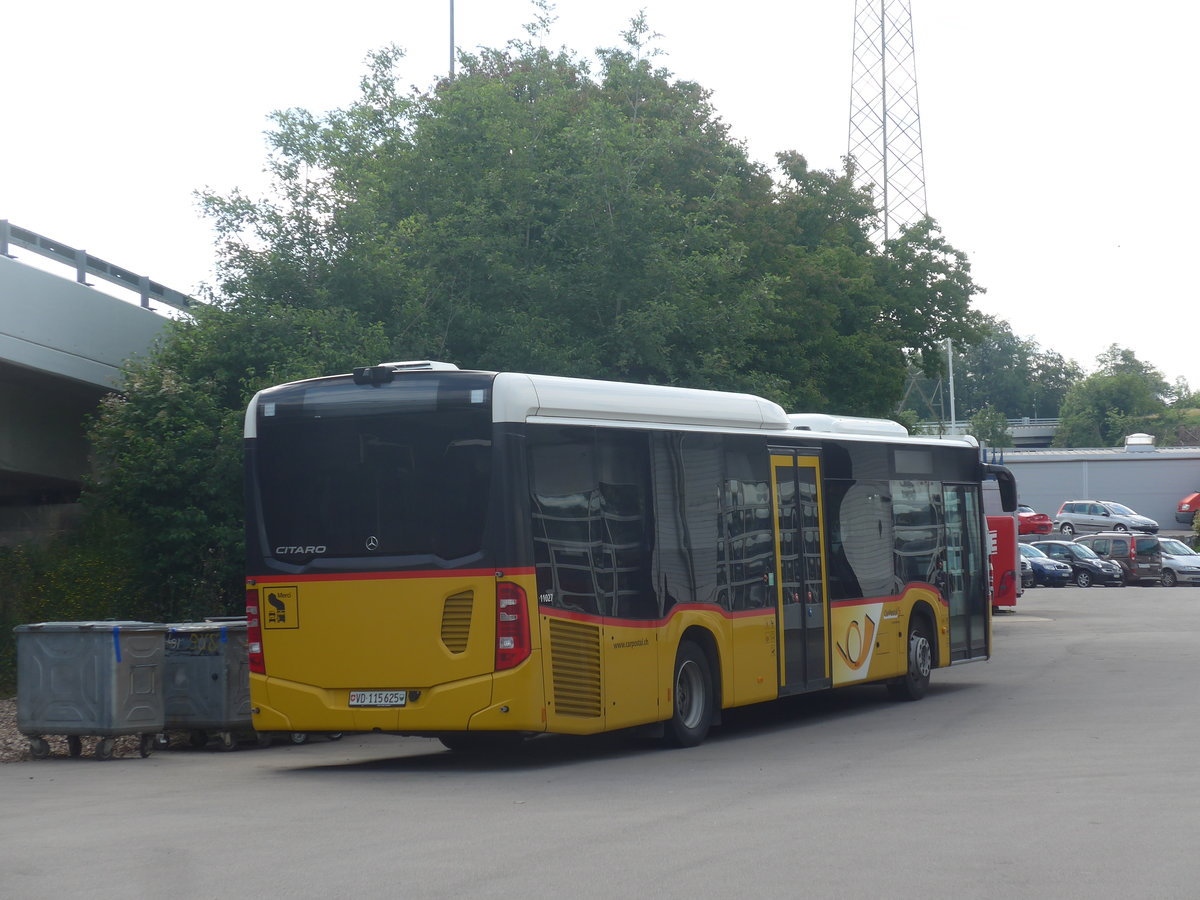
[245,363,979,449]
[788,413,909,437]
[492,372,791,430]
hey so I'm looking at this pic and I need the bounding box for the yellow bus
[244,362,1016,749]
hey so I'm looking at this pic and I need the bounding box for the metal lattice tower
[848,0,927,244]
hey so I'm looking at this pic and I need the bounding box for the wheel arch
[677,624,723,724]
[907,599,941,669]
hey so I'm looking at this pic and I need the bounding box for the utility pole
[449,0,456,78]
[848,0,927,245]
[947,338,957,433]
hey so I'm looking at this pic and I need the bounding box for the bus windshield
[252,373,494,564]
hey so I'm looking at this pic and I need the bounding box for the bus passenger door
[944,484,989,661]
[771,452,831,693]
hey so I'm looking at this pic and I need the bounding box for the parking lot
[3,583,1199,898]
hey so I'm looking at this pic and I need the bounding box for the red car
[1017,504,1053,535]
[1177,492,1200,526]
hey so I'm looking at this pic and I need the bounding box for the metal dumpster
[162,619,251,750]
[15,621,167,759]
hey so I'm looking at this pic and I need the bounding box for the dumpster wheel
[95,738,114,761]
[29,737,50,760]
[139,734,155,758]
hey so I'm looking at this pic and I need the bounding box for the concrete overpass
[0,222,185,544]
[918,418,1060,448]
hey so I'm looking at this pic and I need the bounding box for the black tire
[288,732,308,745]
[67,735,83,758]
[95,738,114,761]
[29,737,50,760]
[1059,523,1075,535]
[1075,570,1093,587]
[1112,523,1127,532]
[665,640,714,747]
[888,620,933,702]
[1162,569,1178,587]
[189,730,208,749]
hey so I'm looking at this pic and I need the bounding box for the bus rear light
[495,582,530,671]
[246,590,266,674]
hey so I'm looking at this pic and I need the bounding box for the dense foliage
[902,316,1082,425]
[1053,345,1184,447]
[201,23,982,411]
[79,303,390,622]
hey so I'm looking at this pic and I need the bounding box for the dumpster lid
[13,620,168,633]
[166,619,247,630]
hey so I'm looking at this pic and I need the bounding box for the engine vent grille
[549,618,602,718]
[440,591,473,653]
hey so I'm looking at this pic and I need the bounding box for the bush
[0,530,141,696]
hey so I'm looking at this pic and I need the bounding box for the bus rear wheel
[888,621,932,702]
[666,640,714,748]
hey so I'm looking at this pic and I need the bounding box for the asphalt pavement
[3,583,1199,899]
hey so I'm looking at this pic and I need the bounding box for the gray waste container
[15,620,168,759]
[162,619,251,750]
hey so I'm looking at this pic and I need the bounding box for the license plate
[348,690,407,707]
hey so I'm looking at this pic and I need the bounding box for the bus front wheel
[666,641,714,748]
[888,621,932,702]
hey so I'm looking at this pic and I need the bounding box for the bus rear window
[253,375,494,564]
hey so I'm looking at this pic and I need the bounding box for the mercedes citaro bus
[244,362,1016,750]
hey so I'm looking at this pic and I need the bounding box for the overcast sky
[4,1,1196,396]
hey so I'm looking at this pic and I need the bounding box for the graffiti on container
[166,631,222,656]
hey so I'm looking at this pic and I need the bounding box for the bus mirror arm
[983,463,1018,513]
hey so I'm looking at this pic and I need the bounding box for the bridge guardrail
[0,220,194,312]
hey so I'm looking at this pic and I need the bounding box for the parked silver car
[1053,500,1159,535]
[1156,537,1200,587]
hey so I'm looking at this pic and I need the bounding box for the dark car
[1072,532,1163,585]
[1017,504,1053,536]
[1030,540,1124,587]
[1018,543,1072,587]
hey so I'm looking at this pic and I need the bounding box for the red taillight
[246,587,265,674]
[495,582,530,671]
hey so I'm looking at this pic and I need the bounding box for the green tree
[83,303,390,619]
[968,404,1012,448]
[1095,344,1170,401]
[202,24,983,416]
[945,317,1082,420]
[203,26,778,394]
[1054,364,1165,448]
